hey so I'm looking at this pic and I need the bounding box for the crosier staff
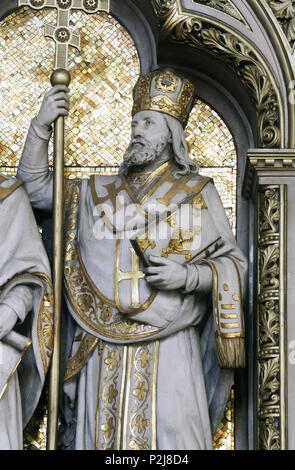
[18,0,110,450]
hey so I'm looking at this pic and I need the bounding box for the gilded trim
[116,345,128,450]
[114,239,157,314]
[0,272,53,375]
[0,338,32,400]
[122,346,133,450]
[134,161,170,198]
[94,342,104,450]
[193,258,245,343]
[132,70,195,126]
[64,264,161,341]
[78,247,116,308]
[0,178,22,201]
[221,313,238,319]
[152,340,159,450]
[34,272,54,374]
[100,344,122,449]
[221,322,240,329]
[139,161,175,205]
[189,236,221,264]
[226,256,245,333]
[64,333,99,382]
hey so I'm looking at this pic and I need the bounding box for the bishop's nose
[132,122,146,140]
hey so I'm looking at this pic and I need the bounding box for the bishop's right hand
[36,84,70,128]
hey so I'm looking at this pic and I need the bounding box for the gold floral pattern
[133,381,147,401]
[105,351,118,371]
[140,349,153,369]
[35,273,54,373]
[100,345,122,450]
[135,414,150,434]
[124,344,158,450]
[101,416,114,439]
[107,384,118,405]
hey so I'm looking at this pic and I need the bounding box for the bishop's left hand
[144,255,187,290]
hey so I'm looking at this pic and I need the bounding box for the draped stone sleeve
[1,285,34,323]
[0,177,53,426]
[17,118,53,211]
[195,181,248,369]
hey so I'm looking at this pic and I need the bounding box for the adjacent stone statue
[0,174,53,449]
[17,69,248,450]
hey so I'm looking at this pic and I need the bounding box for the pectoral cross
[19,0,110,69]
[17,0,110,450]
[117,248,145,309]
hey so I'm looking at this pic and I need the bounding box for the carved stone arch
[247,0,295,148]
[109,0,158,74]
[152,0,289,149]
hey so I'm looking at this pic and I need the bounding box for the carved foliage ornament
[153,0,281,148]
[192,0,248,26]
[266,0,295,51]
[257,186,285,450]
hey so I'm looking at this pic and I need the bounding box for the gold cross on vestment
[96,180,126,213]
[18,0,110,69]
[157,173,196,207]
[117,248,145,309]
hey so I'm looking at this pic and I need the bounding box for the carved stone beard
[122,136,169,171]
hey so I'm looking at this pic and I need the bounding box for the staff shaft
[47,114,65,450]
[47,68,70,450]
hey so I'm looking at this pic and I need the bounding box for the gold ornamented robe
[17,119,248,450]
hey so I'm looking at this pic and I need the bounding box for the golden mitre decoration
[132,68,196,127]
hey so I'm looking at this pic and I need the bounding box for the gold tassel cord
[215,333,246,369]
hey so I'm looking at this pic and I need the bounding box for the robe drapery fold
[0,174,53,438]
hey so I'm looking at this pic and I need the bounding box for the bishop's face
[122,110,172,170]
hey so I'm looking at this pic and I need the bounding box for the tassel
[215,332,246,369]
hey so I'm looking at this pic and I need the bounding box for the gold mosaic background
[187,99,237,233]
[213,387,235,450]
[0,6,237,451]
[0,7,140,168]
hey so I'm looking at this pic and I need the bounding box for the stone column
[243,149,295,450]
